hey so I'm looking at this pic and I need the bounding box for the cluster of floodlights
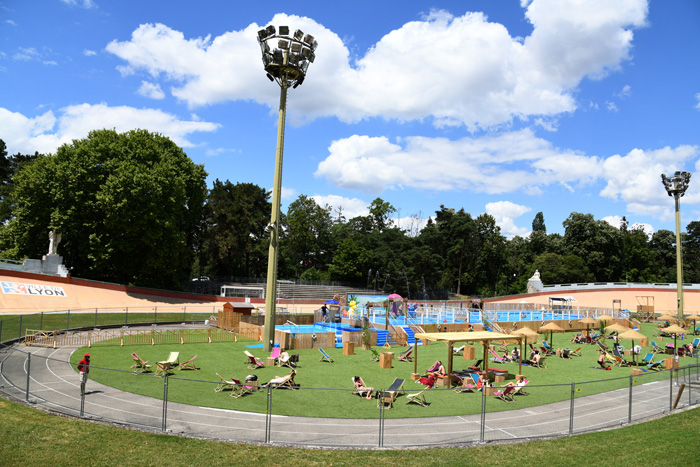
[257,25,318,88]
[661,171,692,197]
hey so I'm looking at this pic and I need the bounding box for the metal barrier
[1,344,698,448]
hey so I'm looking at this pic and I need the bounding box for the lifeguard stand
[612,299,621,315]
[636,296,655,322]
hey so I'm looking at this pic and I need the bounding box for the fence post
[183,307,186,323]
[39,312,43,330]
[25,353,31,401]
[569,382,575,434]
[80,370,86,417]
[154,307,157,324]
[66,310,70,331]
[94,309,98,328]
[161,374,169,432]
[265,385,272,443]
[669,368,674,411]
[125,308,128,325]
[18,315,22,340]
[628,374,633,424]
[378,389,385,447]
[480,385,486,442]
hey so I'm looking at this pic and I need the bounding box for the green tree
[0,139,40,223]
[563,212,623,281]
[532,252,593,284]
[532,211,546,233]
[200,180,270,277]
[6,129,206,289]
[368,197,396,232]
[650,229,677,282]
[282,195,333,278]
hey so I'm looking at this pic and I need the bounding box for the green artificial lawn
[68,322,688,419]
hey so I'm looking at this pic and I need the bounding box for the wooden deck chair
[377,378,405,409]
[244,351,265,369]
[280,353,299,369]
[425,361,440,373]
[640,353,663,371]
[405,390,429,407]
[650,341,664,354]
[318,348,334,363]
[229,378,254,398]
[532,355,548,369]
[489,348,507,363]
[214,373,236,392]
[569,347,583,357]
[178,355,198,371]
[130,353,151,373]
[453,374,477,393]
[398,347,413,362]
[155,351,179,376]
[612,347,632,366]
[369,348,380,362]
[351,376,374,399]
[269,371,297,390]
[512,380,530,396]
[453,345,465,355]
[596,341,608,352]
[269,347,281,365]
[494,385,516,402]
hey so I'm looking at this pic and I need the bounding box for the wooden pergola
[412,331,524,381]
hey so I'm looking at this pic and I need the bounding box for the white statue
[530,269,541,281]
[48,230,62,256]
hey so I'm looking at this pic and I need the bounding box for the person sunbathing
[502,374,526,388]
[353,376,374,399]
[558,348,571,359]
[527,350,541,366]
[597,352,611,370]
[261,369,297,388]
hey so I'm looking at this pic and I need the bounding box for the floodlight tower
[661,171,692,322]
[257,25,317,351]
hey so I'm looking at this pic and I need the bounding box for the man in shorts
[77,353,90,394]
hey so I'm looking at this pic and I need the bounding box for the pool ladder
[285,320,300,337]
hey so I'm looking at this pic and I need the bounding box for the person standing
[321,304,328,322]
[78,353,90,394]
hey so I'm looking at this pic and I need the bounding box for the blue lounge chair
[318,348,334,363]
[640,352,663,371]
[650,341,664,354]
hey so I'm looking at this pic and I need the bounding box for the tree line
[0,131,695,297]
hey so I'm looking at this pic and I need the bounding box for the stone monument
[526,269,543,293]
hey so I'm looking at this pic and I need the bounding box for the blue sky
[2,0,700,238]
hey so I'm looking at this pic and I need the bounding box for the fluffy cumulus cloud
[485,201,532,238]
[310,194,369,220]
[602,215,654,237]
[137,81,165,99]
[315,129,600,195]
[600,145,700,219]
[0,104,219,154]
[104,0,647,127]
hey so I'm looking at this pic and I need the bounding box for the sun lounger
[269,347,281,364]
[244,351,265,369]
[130,353,151,373]
[280,353,299,368]
[612,347,632,366]
[650,342,664,354]
[229,378,255,398]
[318,348,334,363]
[426,361,440,373]
[398,347,413,362]
[269,371,297,390]
[405,390,429,407]
[489,348,507,363]
[369,348,380,362]
[494,385,515,402]
[178,355,198,371]
[569,347,582,357]
[214,373,237,392]
[453,374,477,393]
[377,378,405,409]
[352,376,374,399]
[512,379,530,396]
[453,345,465,355]
[640,353,663,371]
[155,351,179,376]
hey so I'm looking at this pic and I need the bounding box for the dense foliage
[0,133,695,297]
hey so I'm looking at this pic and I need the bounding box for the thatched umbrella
[662,324,686,356]
[511,327,540,375]
[658,314,677,325]
[605,322,630,342]
[617,329,646,367]
[684,314,700,335]
[579,317,599,339]
[539,322,564,349]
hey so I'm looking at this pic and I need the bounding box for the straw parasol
[684,314,700,335]
[596,314,614,322]
[579,317,599,338]
[661,324,686,355]
[617,329,646,367]
[539,322,564,348]
[658,314,676,324]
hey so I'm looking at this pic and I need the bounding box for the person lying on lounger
[430,361,446,376]
[557,348,571,359]
[527,349,541,366]
[502,374,526,388]
[261,370,297,388]
[353,376,374,399]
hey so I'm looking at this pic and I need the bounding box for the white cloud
[83,49,97,56]
[485,201,532,238]
[695,93,700,111]
[60,0,96,8]
[104,1,648,128]
[315,129,601,195]
[6,20,16,26]
[137,81,165,99]
[0,104,220,155]
[310,194,369,220]
[602,216,654,237]
[600,145,700,219]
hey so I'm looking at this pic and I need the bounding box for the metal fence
[1,343,698,448]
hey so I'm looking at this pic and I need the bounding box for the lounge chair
[531,355,548,369]
[541,341,555,355]
[398,347,413,362]
[405,389,429,407]
[280,353,299,368]
[369,348,380,362]
[229,378,255,398]
[612,347,632,366]
[351,376,374,399]
[426,361,440,373]
[178,355,198,371]
[494,385,516,402]
[453,345,465,355]
[569,347,582,357]
[269,347,281,365]
[692,338,700,347]
[244,351,265,369]
[512,379,530,396]
[269,371,297,390]
[596,341,608,352]
[640,353,663,371]
[650,342,664,354]
[318,348,334,363]
[214,373,237,392]
[130,353,151,373]
[377,378,405,409]
[489,348,507,363]
[154,351,179,376]
[453,374,477,393]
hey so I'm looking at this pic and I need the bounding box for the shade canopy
[596,314,615,321]
[539,322,564,332]
[324,299,339,304]
[618,329,646,340]
[387,293,402,299]
[684,314,700,321]
[511,327,540,337]
[662,324,686,335]
[579,317,599,324]
[658,314,677,322]
[605,323,630,333]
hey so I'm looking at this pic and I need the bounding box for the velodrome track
[1,329,698,448]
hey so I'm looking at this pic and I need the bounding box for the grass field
[0,396,698,466]
[65,322,691,419]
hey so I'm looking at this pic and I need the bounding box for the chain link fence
[1,343,698,448]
